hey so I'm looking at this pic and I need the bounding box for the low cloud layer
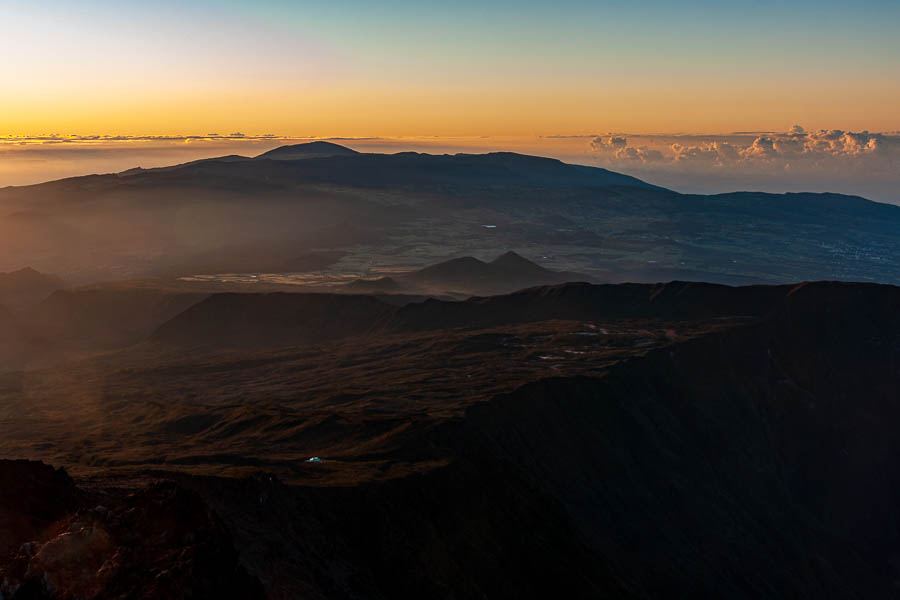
[0,133,303,146]
[584,127,900,203]
[589,126,894,166]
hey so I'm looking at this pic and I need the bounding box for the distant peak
[255,141,359,160]
[445,256,488,265]
[490,251,538,267]
[1,266,53,279]
[492,250,526,262]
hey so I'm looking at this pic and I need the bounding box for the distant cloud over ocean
[587,126,895,165]
[582,127,900,204]
[0,133,290,145]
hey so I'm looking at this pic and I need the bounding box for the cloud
[590,135,628,151]
[802,129,885,156]
[615,146,665,162]
[0,133,309,145]
[670,141,741,164]
[741,136,779,160]
[587,126,898,170]
[582,126,900,203]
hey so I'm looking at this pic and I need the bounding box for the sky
[2,0,899,136]
[1,0,899,201]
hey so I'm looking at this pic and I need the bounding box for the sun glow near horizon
[2,0,899,138]
[3,0,899,203]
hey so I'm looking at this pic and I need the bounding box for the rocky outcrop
[0,463,262,600]
[0,461,81,556]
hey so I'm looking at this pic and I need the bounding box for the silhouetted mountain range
[344,250,590,296]
[406,250,583,290]
[4,142,897,285]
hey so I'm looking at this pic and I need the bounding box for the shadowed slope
[0,268,65,310]
[152,293,393,348]
[382,280,792,331]
[0,281,899,597]
[143,280,893,351]
[0,289,209,371]
[456,280,900,598]
[25,289,209,349]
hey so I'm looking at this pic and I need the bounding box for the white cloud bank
[585,127,900,204]
[589,126,893,165]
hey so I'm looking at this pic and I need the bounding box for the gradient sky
[2,0,899,137]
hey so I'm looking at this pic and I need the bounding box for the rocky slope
[0,461,263,600]
[1,281,898,598]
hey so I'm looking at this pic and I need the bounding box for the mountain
[339,251,589,297]
[381,279,787,331]
[0,267,65,310]
[490,249,555,274]
[397,250,588,295]
[1,143,899,290]
[3,133,900,598]
[254,140,360,160]
[24,288,210,350]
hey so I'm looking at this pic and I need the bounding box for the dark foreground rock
[1,281,899,598]
[0,464,262,600]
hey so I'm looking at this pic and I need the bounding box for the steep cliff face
[459,281,900,598]
[165,282,900,599]
[182,461,634,599]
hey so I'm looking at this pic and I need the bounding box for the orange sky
[4,80,900,139]
[2,1,899,138]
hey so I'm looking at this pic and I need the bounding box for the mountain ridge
[1,143,899,287]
